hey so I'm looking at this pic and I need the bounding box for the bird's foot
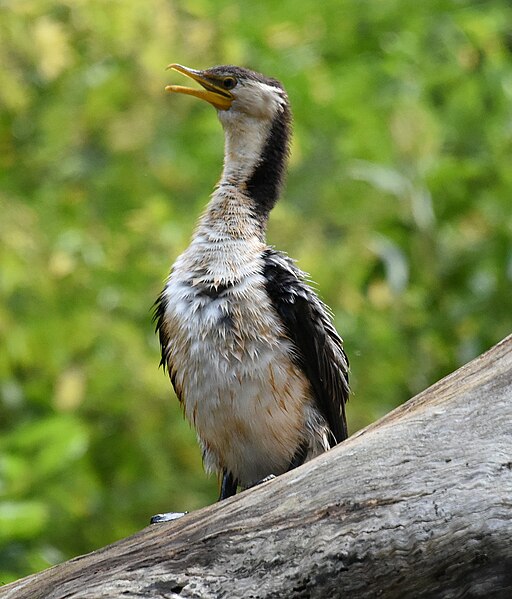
[150,511,188,524]
[247,474,276,489]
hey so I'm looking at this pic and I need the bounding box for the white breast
[160,237,327,487]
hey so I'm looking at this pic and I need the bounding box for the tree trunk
[2,335,511,599]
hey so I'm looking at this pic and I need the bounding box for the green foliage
[1,0,511,583]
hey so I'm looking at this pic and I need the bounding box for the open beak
[165,64,234,111]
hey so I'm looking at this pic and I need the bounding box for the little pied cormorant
[154,64,350,516]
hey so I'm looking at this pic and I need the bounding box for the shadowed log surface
[1,335,511,599]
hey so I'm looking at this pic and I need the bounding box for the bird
[154,64,350,516]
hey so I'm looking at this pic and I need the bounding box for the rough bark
[1,335,511,599]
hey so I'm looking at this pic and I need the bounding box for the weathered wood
[2,335,511,599]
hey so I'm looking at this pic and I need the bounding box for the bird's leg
[150,511,188,524]
[243,443,309,494]
[244,442,308,494]
[287,440,308,471]
[240,442,308,494]
[219,469,238,500]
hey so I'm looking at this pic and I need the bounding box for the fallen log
[1,334,511,599]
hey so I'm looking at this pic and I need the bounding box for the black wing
[153,288,183,403]
[262,249,350,444]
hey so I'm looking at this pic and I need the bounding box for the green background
[1,0,511,583]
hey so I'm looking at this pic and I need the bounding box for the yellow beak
[165,64,234,111]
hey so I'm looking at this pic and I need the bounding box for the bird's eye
[222,76,237,90]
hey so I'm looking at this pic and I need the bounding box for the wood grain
[2,335,511,599]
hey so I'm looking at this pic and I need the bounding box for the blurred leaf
[2,415,89,481]
[0,501,49,544]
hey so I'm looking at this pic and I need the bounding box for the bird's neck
[218,110,290,222]
[191,110,290,254]
[197,187,263,242]
[220,116,271,187]
[188,189,266,284]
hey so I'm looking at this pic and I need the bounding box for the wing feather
[262,249,350,444]
[153,289,184,403]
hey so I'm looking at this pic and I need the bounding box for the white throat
[218,114,270,186]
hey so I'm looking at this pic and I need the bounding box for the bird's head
[165,64,289,124]
[165,64,292,217]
